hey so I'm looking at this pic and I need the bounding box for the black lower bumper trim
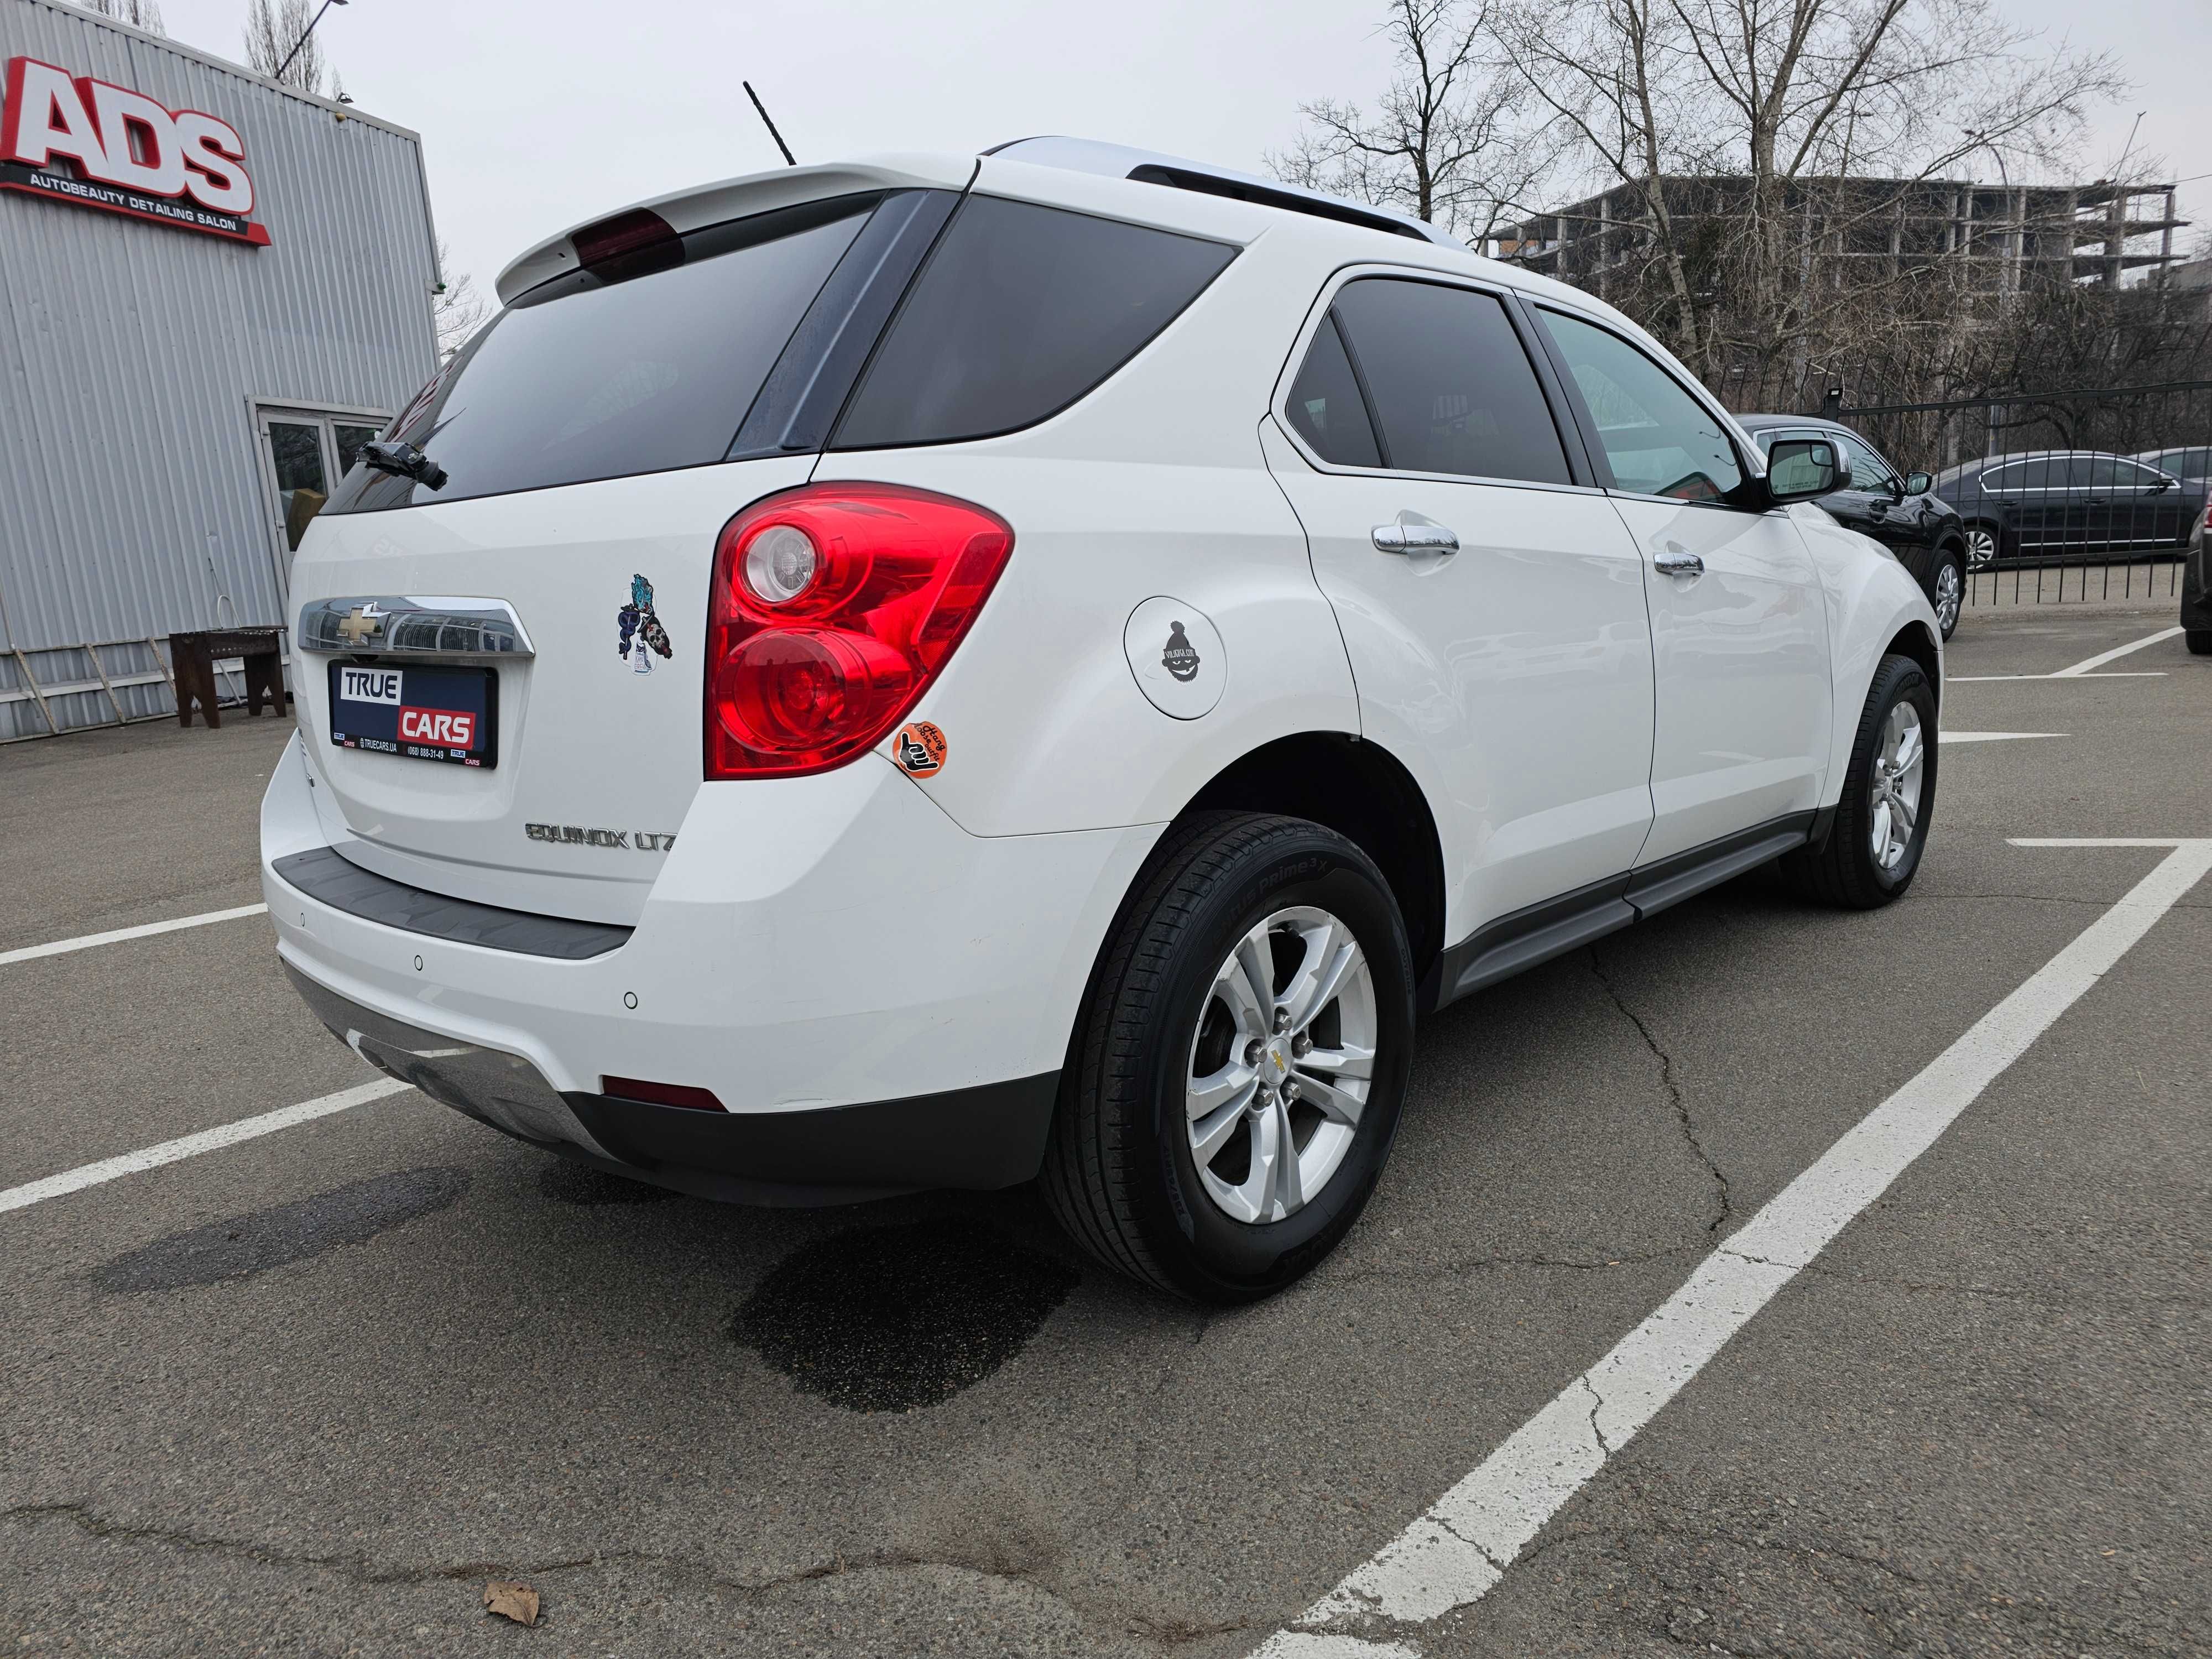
[562,1074,1061,1196]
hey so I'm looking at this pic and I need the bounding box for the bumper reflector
[602,1076,728,1113]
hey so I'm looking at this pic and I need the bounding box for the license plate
[329,662,498,768]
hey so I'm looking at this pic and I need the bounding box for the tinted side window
[1284,314,1381,468]
[2100,458,2160,489]
[1979,462,2026,490]
[1328,279,1569,484]
[1838,432,1895,490]
[1538,309,1743,501]
[832,196,1237,448]
[325,196,877,513]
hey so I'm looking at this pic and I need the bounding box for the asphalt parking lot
[3,601,2208,1659]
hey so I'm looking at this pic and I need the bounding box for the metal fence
[1835,380,2212,607]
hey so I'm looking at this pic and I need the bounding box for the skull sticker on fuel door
[1162,622,1201,682]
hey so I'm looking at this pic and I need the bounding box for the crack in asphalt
[1924,891,2212,909]
[1327,1241,1699,1287]
[1581,1373,1614,1457]
[2,1500,1239,1648]
[1514,1514,1936,1592]
[1589,950,1734,1236]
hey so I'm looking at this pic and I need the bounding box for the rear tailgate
[287,162,969,925]
[292,459,811,925]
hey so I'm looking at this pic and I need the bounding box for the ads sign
[0,56,270,244]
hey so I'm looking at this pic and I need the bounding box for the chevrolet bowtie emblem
[336,603,384,645]
[1271,1052,1287,1073]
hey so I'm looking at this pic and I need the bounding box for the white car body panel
[1262,421,1657,937]
[1610,494,1834,863]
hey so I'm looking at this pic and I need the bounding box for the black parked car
[2182,496,2211,655]
[1931,450,2206,571]
[1738,414,1968,639]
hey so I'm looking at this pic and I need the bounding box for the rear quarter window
[829,195,1237,449]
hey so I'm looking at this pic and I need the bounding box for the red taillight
[705,484,1014,778]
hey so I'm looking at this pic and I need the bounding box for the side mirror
[1763,436,1848,505]
[2151,476,2177,494]
[1903,471,1934,497]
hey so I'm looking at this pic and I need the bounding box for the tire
[1041,812,1416,1303]
[1927,546,1964,640]
[1961,521,2001,571]
[1781,654,1938,909]
[2188,630,2212,656]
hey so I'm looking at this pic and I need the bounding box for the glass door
[254,405,392,615]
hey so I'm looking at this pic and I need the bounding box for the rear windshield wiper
[361,440,448,492]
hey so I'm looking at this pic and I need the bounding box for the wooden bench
[171,628,288,729]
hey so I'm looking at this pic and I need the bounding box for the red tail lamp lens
[706,484,1014,778]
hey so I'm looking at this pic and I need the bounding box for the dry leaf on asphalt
[483,1581,540,1626]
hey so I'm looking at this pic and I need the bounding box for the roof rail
[984,136,1463,250]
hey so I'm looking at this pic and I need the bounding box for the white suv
[264,138,1940,1302]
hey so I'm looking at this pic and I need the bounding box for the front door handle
[1373,522,1459,554]
[1653,548,1704,577]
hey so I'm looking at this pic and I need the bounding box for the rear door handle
[1372,522,1459,554]
[1653,548,1704,577]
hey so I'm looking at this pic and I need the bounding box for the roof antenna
[743,82,797,167]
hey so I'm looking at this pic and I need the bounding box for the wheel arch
[1885,619,1942,711]
[1175,732,1447,989]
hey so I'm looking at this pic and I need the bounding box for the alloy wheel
[1932,558,1963,633]
[1868,702,1925,872]
[1964,526,1998,570]
[1184,906,1378,1224]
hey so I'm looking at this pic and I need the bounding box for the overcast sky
[149,0,2210,305]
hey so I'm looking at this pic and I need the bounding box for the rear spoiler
[494,155,977,306]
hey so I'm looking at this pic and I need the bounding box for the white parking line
[0,1077,410,1217]
[1256,838,2212,1655]
[1940,731,2064,744]
[0,903,269,967]
[2051,625,2184,678]
[1947,672,2164,683]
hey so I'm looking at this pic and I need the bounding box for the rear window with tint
[324,196,878,513]
[1284,314,1382,468]
[830,196,1237,449]
[1329,278,1570,484]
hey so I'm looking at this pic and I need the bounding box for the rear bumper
[285,962,1056,1201]
[262,732,1156,1197]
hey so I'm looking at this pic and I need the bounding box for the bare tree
[1269,0,1561,249]
[244,0,338,97]
[74,0,167,33]
[432,240,492,362]
[1493,0,2127,381]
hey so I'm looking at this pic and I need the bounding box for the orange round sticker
[893,721,947,776]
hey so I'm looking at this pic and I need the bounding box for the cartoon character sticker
[1162,621,1201,682]
[617,574,672,676]
[893,721,947,777]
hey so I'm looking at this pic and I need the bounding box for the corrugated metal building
[1,0,439,739]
